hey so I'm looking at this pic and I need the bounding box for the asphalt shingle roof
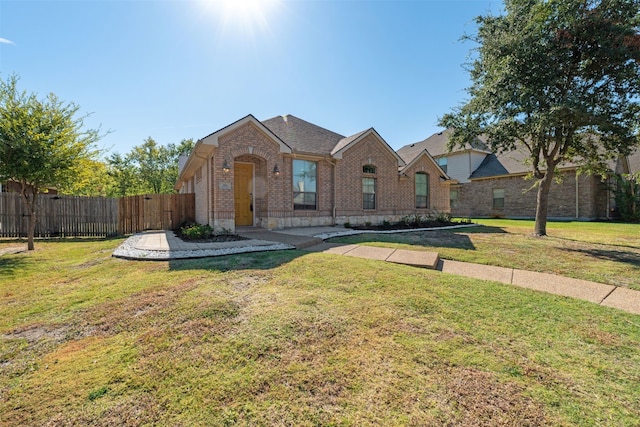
[469,150,531,179]
[397,128,491,163]
[261,115,345,156]
[331,129,371,156]
[627,149,640,174]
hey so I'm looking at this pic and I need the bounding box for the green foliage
[180,223,213,240]
[440,0,640,235]
[107,137,194,197]
[436,211,452,223]
[613,172,640,222]
[0,75,102,190]
[58,158,114,196]
[0,74,103,249]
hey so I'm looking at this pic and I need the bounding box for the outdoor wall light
[222,160,230,174]
[273,164,280,176]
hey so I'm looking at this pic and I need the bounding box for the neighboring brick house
[0,180,58,195]
[175,114,450,232]
[398,128,639,220]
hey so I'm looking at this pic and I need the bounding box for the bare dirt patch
[0,246,25,256]
[439,367,546,426]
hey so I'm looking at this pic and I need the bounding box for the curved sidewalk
[112,227,640,316]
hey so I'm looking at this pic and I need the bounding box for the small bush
[180,223,213,240]
[436,211,452,223]
[343,222,351,228]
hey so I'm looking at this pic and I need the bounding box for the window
[438,157,448,173]
[363,178,376,210]
[493,188,505,209]
[415,172,429,208]
[293,160,317,210]
[450,189,459,208]
[363,164,376,174]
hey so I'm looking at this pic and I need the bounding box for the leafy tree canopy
[107,137,194,197]
[0,74,103,249]
[440,0,640,235]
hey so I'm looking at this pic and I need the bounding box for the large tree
[0,75,102,250]
[440,0,640,235]
[107,137,194,196]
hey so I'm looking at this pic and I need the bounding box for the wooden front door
[234,163,253,226]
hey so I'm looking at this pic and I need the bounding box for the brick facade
[177,116,452,233]
[451,170,610,219]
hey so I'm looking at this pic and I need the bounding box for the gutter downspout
[575,171,579,219]
[326,158,337,225]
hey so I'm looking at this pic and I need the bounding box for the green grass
[0,233,639,426]
[331,219,640,290]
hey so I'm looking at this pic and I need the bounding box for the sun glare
[201,0,281,39]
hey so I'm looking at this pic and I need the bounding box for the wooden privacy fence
[0,193,195,238]
[118,194,195,235]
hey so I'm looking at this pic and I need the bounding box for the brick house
[398,128,640,220]
[0,180,58,195]
[175,114,450,232]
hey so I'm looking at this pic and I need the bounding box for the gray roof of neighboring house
[262,115,345,156]
[627,148,640,174]
[397,127,491,163]
[469,150,531,179]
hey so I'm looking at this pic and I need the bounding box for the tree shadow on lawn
[327,225,507,251]
[167,225,510,272]
[168,249,305,272]
[0,255,30,277]
[559,247,640,268]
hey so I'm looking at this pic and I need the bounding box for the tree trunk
[27,205,36,251]
[534,169,555,236]
[19,185,37,251]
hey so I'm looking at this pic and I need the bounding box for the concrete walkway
[112,227,640,316]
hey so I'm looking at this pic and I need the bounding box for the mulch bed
[347,220,467,231]
[175,232,250,243]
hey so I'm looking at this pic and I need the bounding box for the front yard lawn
[0,227,639,426]
[330,219,640,290]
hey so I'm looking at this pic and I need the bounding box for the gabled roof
[331,128,405,167]
[627,148,640,174]
[397,127,491,163]
[330,129,370,156]
[400,149,449,179]
[262,114,345,156]
[201,114,292,153]
[468,147,623,180]
[176,114,293,190]
[469,150,530,179]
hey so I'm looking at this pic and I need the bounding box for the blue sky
[0,0,502,156]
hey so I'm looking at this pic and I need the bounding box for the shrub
[180,223,213,240]
[613,173,640,222]
[436,211,452,223]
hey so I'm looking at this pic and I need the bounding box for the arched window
[362,164,376,174]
